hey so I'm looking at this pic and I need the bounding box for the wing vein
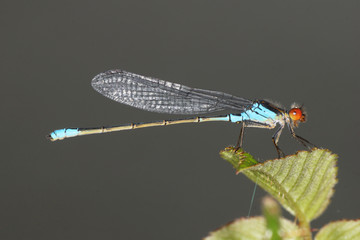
[91,69,253,115]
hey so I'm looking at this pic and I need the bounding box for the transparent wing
[91,69,253,115]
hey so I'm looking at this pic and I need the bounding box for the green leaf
[262,196,282,240]
[315,220,360,240]
[220,148,338,223]
[204,216,303,240]
[220,147,259,173]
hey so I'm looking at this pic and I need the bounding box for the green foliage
[315,220,360,240]
[262,196,282,240]
[203,147,360,240]
[204,217,302,240]
[220,148,338,223]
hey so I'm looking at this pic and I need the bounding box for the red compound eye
[289,108,303,121]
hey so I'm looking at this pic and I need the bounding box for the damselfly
[48,69,314,157]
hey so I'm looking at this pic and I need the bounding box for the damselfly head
[288,103,306,127]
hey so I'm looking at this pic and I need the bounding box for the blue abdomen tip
[48,128,79,141]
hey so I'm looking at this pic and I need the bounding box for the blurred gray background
[1,0,359,239]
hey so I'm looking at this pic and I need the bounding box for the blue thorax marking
[230,102,279,123]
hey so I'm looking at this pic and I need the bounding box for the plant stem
[298,219,312,240]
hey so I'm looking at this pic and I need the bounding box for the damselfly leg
[235,122,246,150]
[272,125,286,158]
[288,124,317,150]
